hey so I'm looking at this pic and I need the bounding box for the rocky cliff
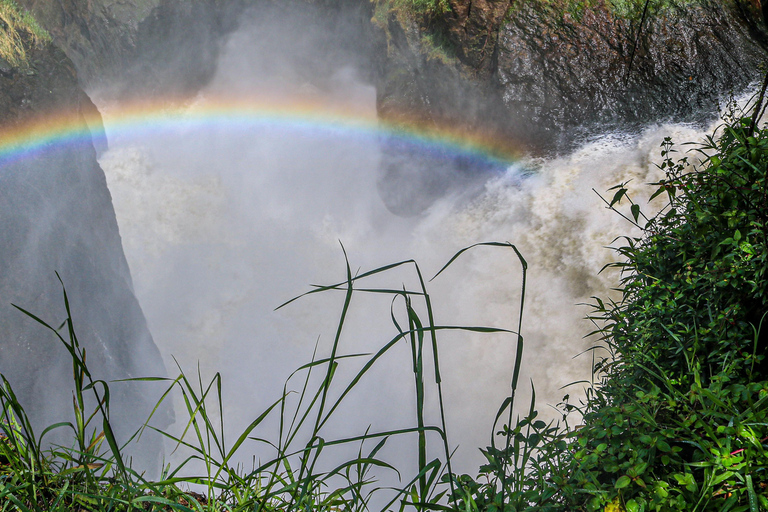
[14,0,765,151]
[376,0,768,151]
[0,11,170,466]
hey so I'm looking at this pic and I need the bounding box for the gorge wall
[14,0,768,147]
[376,0,768,151]
[0,21,170,466]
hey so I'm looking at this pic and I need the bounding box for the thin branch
[748,68,768,138]
[625,0,651,86]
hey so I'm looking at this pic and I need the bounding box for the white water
[95,11,720,483]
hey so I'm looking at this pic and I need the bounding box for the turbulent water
[94,10,727,479]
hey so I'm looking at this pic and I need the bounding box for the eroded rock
[496,0,768,136]
[377,0,768,154]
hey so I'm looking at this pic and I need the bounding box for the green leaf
[615,475,632,489]
[649,185,667,201]
[610,187,627,207]
[747,474,758,512]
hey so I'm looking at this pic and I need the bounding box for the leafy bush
[444,85,768,512]
[565,90,768,512]
[601,112,768,387]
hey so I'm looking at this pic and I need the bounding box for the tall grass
[0,242,529,511]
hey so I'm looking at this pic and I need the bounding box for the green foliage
[561,368,768,511]
[563,95,768,512]
[505,0,699,22]
[556,95,768,511]
[0,243,526,511]
[0,0,50,68]
[372,0,451,25]
[602,105,768,387]
[445,399,574,512]
[441,87,768,512]
[605,0,697,19]
[392,0,451,19]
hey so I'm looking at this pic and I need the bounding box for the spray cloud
[94,3,717,479]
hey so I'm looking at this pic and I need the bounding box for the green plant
[600,98,768,388]
[437,81,768,512]
[504,0,697,23]
[0,243,527,511]
[393,0,450,18]
[372,0,450,26]
[570,90,768,512]
[0,0,50,69]
[606,0,696,19]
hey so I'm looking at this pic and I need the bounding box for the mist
[92,2,717,481]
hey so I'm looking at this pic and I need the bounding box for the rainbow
[0,95,523,167]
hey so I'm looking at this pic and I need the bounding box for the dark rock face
[496,1,768,138]
[377,0,768,154]
[0,37,170,466]
[104,0,248,99]
[14,0,161,84]
[363,0,768,214]
[14,0,248,94]
[373,7,523,215]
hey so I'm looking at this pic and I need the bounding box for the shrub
[444,83,768,512]
[563,88,768,512]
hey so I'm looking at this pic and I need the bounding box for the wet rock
[377,0,768,155]
[496,0,768,137]
[0,57,13,78]
[0,32,170,468]
[15,0,162,83]
[13,0,248,94]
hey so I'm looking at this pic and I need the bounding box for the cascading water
[92,5,731,480]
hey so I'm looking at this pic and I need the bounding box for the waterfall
[93,7,731,477]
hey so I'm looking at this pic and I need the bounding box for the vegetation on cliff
[570,88,768,511]
[533,0,698,21]
[0,0,49,69]
[373,0,451,22]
